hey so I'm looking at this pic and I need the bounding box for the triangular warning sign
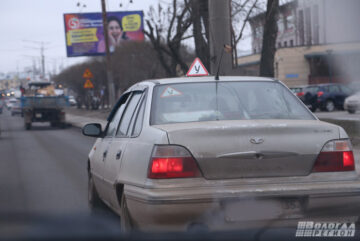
[83,79,94,89]
[186,57,209,77]
[160,87,183,98]
[83,68,93,78]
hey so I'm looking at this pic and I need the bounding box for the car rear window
[151,81,315,125]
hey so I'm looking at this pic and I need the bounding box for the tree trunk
[208,0,232,76]
[259,0,279,77]
[191,0,210,71]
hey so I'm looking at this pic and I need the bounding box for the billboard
[64,11,144,57]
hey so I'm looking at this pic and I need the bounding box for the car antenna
[215,44,233,81]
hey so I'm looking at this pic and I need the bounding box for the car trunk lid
[154,120,340,179]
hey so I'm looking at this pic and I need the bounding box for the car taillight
[317,91,324,97]
[297,92,304,97]
[312,140,355,172]
[148,145,201,179]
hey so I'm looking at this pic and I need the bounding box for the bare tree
[144,0,193,77]
[111,41,167,95]
[54,42,168,99]
[189,0,210,71]
[259,0,279,77]
[231,0,264,66]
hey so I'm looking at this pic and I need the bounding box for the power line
[22,40,52,78]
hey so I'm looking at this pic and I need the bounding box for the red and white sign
[186,57,209,77]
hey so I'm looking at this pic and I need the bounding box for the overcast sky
[0,0,251,76]
[0,0,157,74]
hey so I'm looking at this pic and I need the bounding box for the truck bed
[21,96,69,109]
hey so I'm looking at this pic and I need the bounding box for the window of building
[277,18,284,33]
[298,10,305,45]
[305,7,312,45]
[285,14,295,30]
[312,5,319,44]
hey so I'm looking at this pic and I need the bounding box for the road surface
[0,109,93,215]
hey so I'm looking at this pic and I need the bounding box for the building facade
[241,0,360,87]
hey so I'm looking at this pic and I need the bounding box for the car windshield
[151,81,314,125]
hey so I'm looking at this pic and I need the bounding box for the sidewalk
[65,107,109,129]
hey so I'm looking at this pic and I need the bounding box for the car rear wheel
[120,193,133,232]
[348,109,356,114]
[325,100,335,112]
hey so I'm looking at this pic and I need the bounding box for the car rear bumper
[125,179,360,231]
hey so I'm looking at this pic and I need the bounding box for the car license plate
[224,199,303,222]
[35,113,42,118]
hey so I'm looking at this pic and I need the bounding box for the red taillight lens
[297,92,304,97]
[148,145,201,179]
[312,140,355,172]
[317,91,324,97]
[343,151,355,167]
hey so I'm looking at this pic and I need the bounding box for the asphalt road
[0,109,93,215]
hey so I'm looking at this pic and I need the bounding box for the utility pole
[23,40,50,79]
[208,0,233,76]
[41,43,45,77]
[101,0,116,107]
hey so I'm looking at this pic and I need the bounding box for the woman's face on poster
[108,20,122,40]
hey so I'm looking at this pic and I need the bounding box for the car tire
[88,173,104,213]
[120,192,133,232]
[348,109,356,114]
[50,122,57,128]
[310,106,317,112]
[325,100,335,112]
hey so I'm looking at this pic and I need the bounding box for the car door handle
[116,150,122,160]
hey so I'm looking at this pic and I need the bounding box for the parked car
[83,76,359,232]
[302,83,352,112]
[347,81,360,92]
[344,91,360,113]
[289,85,307,101]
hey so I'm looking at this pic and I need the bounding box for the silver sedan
[83,76,360,232]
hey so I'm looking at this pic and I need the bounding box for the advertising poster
[64,11,144,57]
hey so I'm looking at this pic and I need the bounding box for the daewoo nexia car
[83,76,360,232]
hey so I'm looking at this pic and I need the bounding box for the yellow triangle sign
[83,79,94,89]
[83,68,93,78]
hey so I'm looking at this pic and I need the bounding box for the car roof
[142,76,276,85]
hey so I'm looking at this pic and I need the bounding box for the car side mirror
[82,123,103,137]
